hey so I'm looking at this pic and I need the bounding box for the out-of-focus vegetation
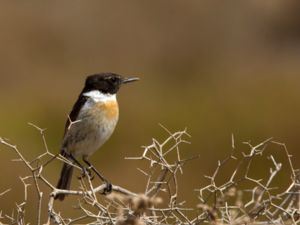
[1,1,300,222]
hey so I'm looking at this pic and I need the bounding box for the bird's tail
[55,162,74,201]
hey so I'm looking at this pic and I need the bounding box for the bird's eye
[110,77,118,82]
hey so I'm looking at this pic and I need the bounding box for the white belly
[62,98,119,158]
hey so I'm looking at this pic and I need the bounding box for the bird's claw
[102,182,112,194]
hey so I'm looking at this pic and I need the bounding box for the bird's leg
[66,153,91,178]
[82,157,112,194]
[82,157,107,182]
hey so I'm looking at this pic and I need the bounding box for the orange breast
[93,100,119,120]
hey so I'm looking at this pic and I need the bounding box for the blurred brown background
[1,0,300,222]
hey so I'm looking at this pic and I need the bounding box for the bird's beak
[122,77,140,84]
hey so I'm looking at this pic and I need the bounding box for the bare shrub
[0,124,299,224]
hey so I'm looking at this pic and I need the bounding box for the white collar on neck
[83,90,116,102]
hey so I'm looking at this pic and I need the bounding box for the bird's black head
[83,73,139,94]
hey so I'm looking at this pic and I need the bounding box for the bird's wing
[63,94,88,137]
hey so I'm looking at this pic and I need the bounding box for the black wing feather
[56,93,88,200]
[63,94,88,136]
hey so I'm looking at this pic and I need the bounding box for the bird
[55,72,139,201]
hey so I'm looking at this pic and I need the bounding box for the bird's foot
[102,181,112,195]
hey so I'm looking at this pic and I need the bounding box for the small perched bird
[55,73,139,201]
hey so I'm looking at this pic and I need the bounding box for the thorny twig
[0,124,300,224]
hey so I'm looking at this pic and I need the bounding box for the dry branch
[0,124,299,224]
